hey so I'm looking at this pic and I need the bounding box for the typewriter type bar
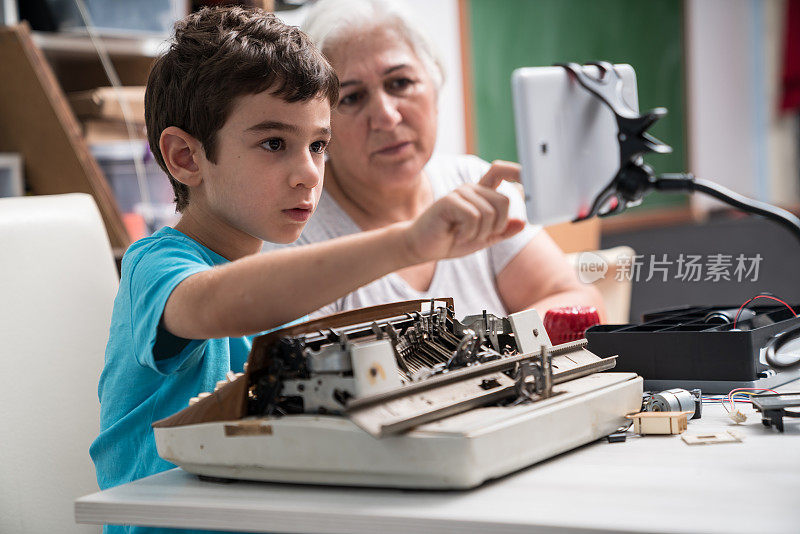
[348,342,618,437]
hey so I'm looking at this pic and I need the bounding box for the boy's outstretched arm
[163,169,525,339]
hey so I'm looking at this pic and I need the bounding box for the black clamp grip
[558,61,671,221]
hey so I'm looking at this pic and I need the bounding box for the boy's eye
[261,138,285,152]
[310,140,328,154]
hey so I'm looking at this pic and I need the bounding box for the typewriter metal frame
[153,299,642,489]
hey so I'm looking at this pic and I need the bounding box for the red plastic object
[544,306,601,345]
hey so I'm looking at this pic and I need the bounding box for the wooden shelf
[0,22,132,249]
[32,30,167,59]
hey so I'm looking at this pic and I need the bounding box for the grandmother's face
[324,26,438,188]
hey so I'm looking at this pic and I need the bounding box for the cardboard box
[82,119,146,144]
[69,86,145,122]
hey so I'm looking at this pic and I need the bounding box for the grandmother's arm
[495,230,607,321]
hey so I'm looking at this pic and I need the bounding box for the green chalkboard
[468,0,686,209]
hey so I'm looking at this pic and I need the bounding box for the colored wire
[702,395,756,413]
[703,396,753,412]
[733,294,797,329]
[725,387,777,412]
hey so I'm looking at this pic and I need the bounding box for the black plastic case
[585,304,800,391]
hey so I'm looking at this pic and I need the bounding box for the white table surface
[76,393,800,534]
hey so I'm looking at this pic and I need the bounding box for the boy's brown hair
[145,6,339,212]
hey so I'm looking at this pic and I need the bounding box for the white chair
[0,193,118,533]
[566,246,635,324]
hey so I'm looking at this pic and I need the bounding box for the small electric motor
[645,388,702,420]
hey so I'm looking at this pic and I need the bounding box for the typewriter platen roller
[154,299,642,489]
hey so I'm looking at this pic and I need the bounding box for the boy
[90,6,522,525]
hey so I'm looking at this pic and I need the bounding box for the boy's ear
[159,126,205,187]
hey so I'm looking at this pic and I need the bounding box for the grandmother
[285,0,604,320]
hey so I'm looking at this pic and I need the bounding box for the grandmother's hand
[403,160,526,263]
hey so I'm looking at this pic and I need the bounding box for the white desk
[76,400,800,533]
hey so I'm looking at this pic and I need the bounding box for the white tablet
[512,64,639,226]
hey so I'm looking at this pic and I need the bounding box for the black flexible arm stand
[560,61,800,245]
[655,175,800,245]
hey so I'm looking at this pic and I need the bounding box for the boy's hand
[404,161,526,263]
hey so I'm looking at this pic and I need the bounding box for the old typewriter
[153,298,642,489]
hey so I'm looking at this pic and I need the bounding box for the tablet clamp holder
[559,61,800,245]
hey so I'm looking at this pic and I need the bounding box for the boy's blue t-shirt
[91,226,298,534]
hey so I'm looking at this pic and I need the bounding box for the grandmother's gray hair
[301,0,445,90]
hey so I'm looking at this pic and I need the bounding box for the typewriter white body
[154,299,642,489]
